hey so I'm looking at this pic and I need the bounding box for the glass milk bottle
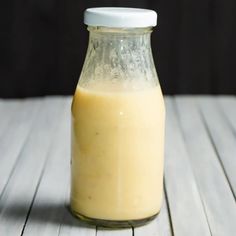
[70,7,165,227]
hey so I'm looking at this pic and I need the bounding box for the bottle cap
[84,7,157,28]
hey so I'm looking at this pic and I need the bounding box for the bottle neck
[88,26,152,51]
[79,27,158,89]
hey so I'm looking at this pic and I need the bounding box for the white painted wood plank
[21,97,71,235]
[0,97,67,236]
[0,100,26,138]
[23,97,96,236]
[134,191,172,236]
[217,97,236,130]
[97,228,132,236]
[175,96,236,236]
[197,96,236,198]
[163,98,210,236]
[0,99,41,196]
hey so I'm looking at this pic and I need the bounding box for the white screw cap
[84,7,157,28]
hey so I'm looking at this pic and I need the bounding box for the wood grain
[163,98,210,236]
[175,96,236,236]
[0,96,235,236]
[0,99,41,196]
[22,98,72,236]
[197,96,236,198]
[0,97,66,236]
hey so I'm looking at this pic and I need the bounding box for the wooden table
[0,96,235,236]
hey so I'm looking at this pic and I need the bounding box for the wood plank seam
[2,96,236,235]
[19,99,68,233]
[216,98,236,137]
[172,98,213,236]
[0,98,68,236]
[198,107,236,200]
[165,98,211,236]
[55,184,72,236]
[20,101,68,235]
[163,180,174,236]
[0,101,43,201]
[174,96,236,235]
[21,98,73,236]
[0,101,42,199]
[20,163,47,236]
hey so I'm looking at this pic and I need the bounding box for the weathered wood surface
[0,96,235,236]
[175,96,236,236]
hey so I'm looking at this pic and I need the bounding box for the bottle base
[70,207,159,228]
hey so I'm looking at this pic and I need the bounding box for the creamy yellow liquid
[71,83,165,221]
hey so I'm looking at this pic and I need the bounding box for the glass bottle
[70,7,165,227]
